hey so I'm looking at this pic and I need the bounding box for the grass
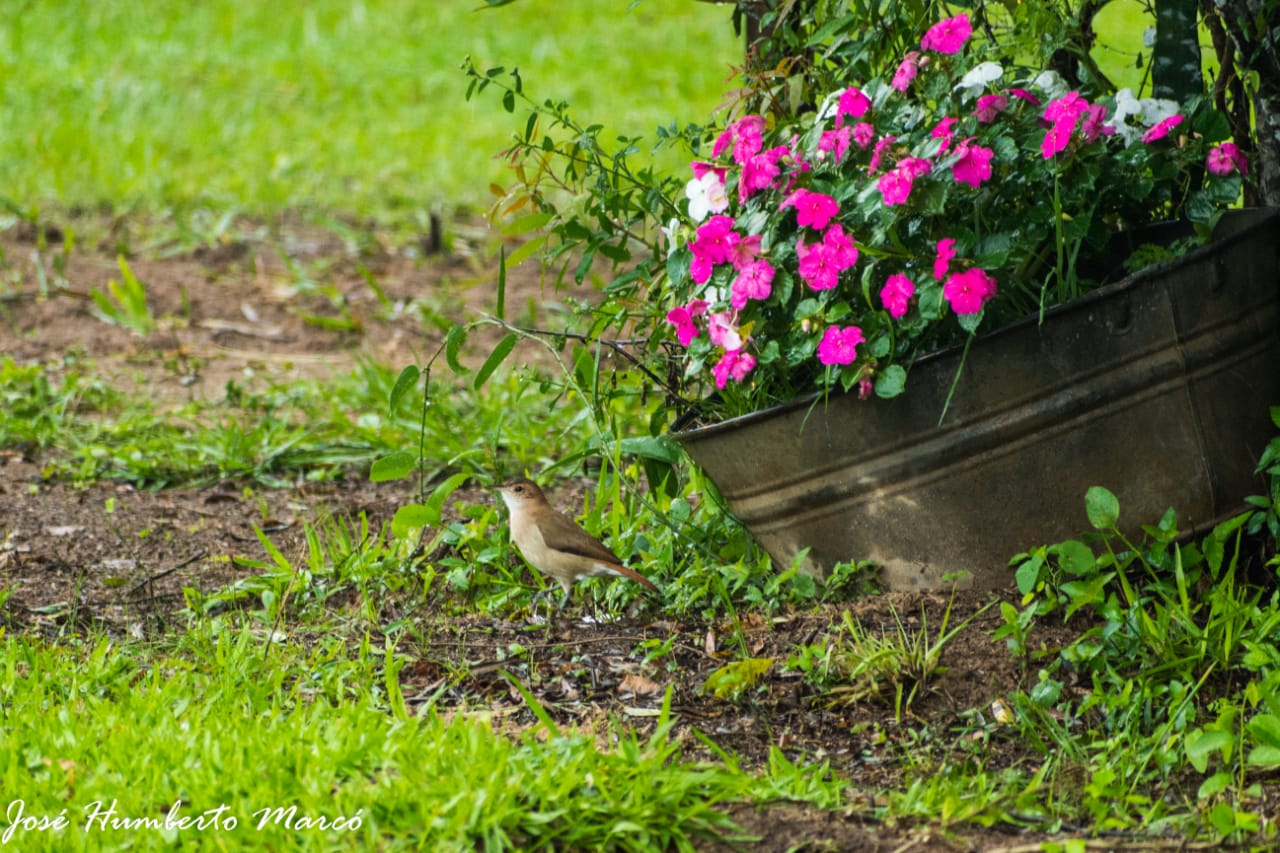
[3,631,845,851]
[0,354,620,488]
[4,0,1280,848]
[0,0,738,227]
[5,331,1280,845]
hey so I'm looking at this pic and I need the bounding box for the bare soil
[0,223,1226,851]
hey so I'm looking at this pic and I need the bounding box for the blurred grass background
[0,1,1161,230]
[0,0,738,225]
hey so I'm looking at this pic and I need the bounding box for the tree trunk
[1153,0,1204,102]
[1208,0,1280,206]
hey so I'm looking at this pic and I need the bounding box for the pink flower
[690,255,713,285]
[797,241,841,291]
[943,268,997,315]
[713,115,766,165]
[920,13,971,54]
[712,349,756,389]
[730,260,776,310]
[728,234,762,270]
[739,146,789,201]
[931,117,958,153]
[691,161,724,181]
[1007,88,1041,106]
[973,94,1008,123]
[817,325,865,366]
[1045,91,1089,125]
[952,140,994,188]
[818,126,852,162]
[1080,103,1114,142]
[851,122,875,149]
[822,223,858,269]
[868,135,897,174]
[880,273,915,319]
[1207,142,1248,176]
[1143,114,1184,143]
[1040,120,1075,159]
[708,311,743,351]
[665,299,709,346]
[836,87,872,124]
[689,215,739,267]
[782,189,840,229]
[901,157,932,178]
[1040,92,1091,158]
[878,169,914,206]
[891,51,921,92]
[878,158,929,207]
[934,238,956,281]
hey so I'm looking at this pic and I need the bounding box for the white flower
[1032,70,1068,100]
[1111,88,1181,146]
[1113,88,1141,121]
[955,62,1004,97]
[816,91,841,124]
[685,171,728,222]
[1139,96,1181,125]
[662,218,681,257]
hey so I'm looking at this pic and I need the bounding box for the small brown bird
[496,478,659,611]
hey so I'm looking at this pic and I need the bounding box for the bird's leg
[531,586,556,623]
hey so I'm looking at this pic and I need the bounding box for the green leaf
[1014,555,1043,594]
[370,451,417,483]
[388,365,420,414]
[957,308,984,334]
[874,364,906,398]
[1246,745,1280,769]
[701,658,774,701]
[474,333,518,390]
[1061,571,1114,617]
[1084,486,1120,530]
[1186,729,1233,773]
[501,212,554,235]
[445,325,469,375]
[506,234,547,268]
[615,435,683,465]
[391,503,435,538]
[1053,539,1096,575]
[1246,713,1280,749]
[1197,772,1232,800]
[424,473,472,525]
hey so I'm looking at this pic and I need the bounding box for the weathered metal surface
[673,209,1280,589]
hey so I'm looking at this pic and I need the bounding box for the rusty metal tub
[672,209,1280,589]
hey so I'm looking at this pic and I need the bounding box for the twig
[494,317,694,406]
[127,550,207,598]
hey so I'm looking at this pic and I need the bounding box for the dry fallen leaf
[617,673,663,696]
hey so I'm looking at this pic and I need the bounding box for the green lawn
[0,0,737,223]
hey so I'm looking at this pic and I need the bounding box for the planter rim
[671,207,1280,443]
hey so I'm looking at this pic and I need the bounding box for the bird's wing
[539,510,625,566]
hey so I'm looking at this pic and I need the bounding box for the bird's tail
[596,562,660,592]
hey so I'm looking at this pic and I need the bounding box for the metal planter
[673,209,1280,589]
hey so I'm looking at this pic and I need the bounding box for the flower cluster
[662,13,1244,411]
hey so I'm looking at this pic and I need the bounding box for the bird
[496,477,659,612]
